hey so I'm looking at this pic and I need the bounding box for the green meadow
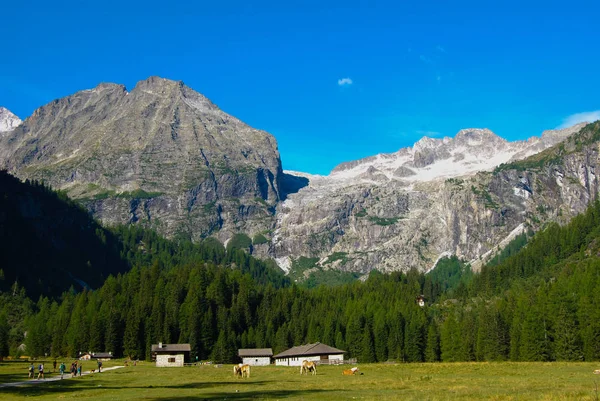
[1,360,600,400]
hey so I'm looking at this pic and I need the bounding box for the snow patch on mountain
[0,107,22,133]
[327,125,586,185]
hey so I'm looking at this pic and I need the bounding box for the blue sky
[1,0,599,174]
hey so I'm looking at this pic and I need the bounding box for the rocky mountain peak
[129,76,221,115]
[0,77,284,245]
[454,128,506,146]
[413,136,442,151]
[0,107,22,133]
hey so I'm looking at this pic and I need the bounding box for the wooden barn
[274,342,345,366]
[151,343,191,367]
[238,348,273,366]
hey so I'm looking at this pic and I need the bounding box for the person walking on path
[37,363,44,380]
[28,363,34,379]
[59,362,65,379]
[97,360,102,373]
[53,360,57,372]
[77,364,82,376]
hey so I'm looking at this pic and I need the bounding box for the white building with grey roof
[151,343,191,367]
[238,348,273,366]
[273,342,345,366]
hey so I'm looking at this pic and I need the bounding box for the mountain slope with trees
[13,198,600,363]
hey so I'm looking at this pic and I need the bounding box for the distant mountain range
[2,77,599,278]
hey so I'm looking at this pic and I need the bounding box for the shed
[151,343,191,367]
[238,348,273,366]
[79,352,114,361]
[273,342,345,366]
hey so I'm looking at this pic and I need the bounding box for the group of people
[68,361,83,378]
[28,359,103,379]
[28,363,44,379]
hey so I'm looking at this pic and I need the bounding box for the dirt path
[0,366,125,388]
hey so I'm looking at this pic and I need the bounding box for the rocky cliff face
[273,122,598,275]
[2,77,599,277]
[0,107,21,133]
[0,77,282,243]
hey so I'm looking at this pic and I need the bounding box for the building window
[168,357,175,363]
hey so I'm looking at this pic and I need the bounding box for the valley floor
[1,360,599,400]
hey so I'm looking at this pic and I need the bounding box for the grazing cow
[241,364,251,378]
[233,365,242,377]
[594,369,600,374]
[300,360,317,375]
[342,367,359,375]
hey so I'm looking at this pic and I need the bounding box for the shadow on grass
[0,378,281,397]
[148,389,335,400]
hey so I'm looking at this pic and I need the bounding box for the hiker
[71,362,76,377]
[59,362,66,379]
[37,363,44,380]
[53,360,57,372]
[28,363,34,379]
[78,363,82,376]
[97,360,102,373]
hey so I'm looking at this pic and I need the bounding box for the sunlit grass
[1,360,599,400]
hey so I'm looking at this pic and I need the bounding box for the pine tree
[0,312,9,360]
[425,321,440,362]
[359,325,376,363]
[553,303,582,361]
[519,305,550,361]
[404,315,424,362]
[441,313,460,362]
[123,308,142,359]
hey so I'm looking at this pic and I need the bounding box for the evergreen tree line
[21,197,600,363]
[6,176,600,363]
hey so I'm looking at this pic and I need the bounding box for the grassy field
[0,358,124,384]
[1,360,600,400]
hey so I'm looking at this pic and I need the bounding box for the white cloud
[557,110,600,129]
[436,45,446,53]
[337,77,353,86]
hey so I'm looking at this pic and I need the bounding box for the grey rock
[0,77,282,243]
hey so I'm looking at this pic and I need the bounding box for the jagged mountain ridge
[0,77,282,246]
[329,125,585,185]
[273,122,597,275]
[0,107,21,133]
[2,77,599,277]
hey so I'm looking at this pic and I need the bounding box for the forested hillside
[3,172,600,363]
[0,170,128,298]
[0,171,288,358]
[17,200,600,363]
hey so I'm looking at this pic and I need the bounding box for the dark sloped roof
[92,352,113,358]
[273,342,345,358]
[238,348,273,357]
[151,343,191,352]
